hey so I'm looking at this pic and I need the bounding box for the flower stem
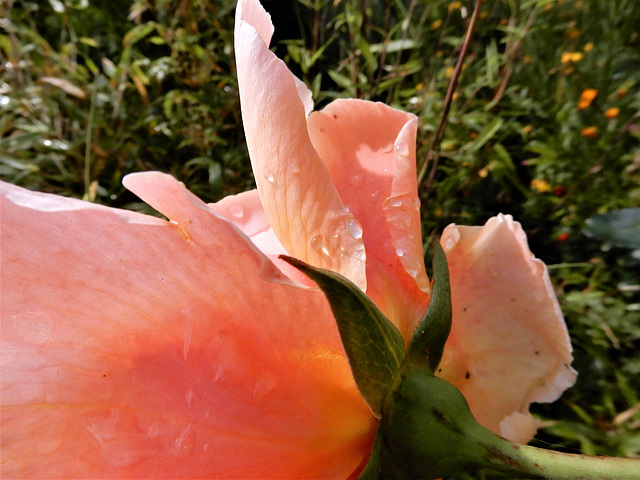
[485,438,640,480]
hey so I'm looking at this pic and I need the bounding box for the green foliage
[2,0,639,475]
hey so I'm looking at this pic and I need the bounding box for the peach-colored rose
[0,0,575,477]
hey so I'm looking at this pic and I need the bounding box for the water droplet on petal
[252,371,279,400]
[185,387,195,408]
[396,248,404,257]
[264,171,275,183]
[310,234,324,251]
[413,196,421,210]
[349,173,364,187]
[228,204,244,219]
[353,248,366,261]
[174,423,193,452]
[347,219,363,239]
[388,198,403,207]
[290,163,300,174]
[395,141,410,157]
[407,268,418,278]
[442,228,461,251]
[341,206,350,213]
[212,364,224,382]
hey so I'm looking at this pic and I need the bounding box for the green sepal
[406,241,452,372]
[280,255,404,418]
[356,426,383,480]
[377,362,499,479]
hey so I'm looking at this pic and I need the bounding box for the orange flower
[0,0,576,477]
[581,126,598,138]
[605,107,620,119]
[578,88,598,109]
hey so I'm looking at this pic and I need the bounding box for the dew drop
[407,268,418,278]
[310,234,324,251]
[290,163,300,174]
[212,364,224,382]
[228,204,244,219]
[388,198,403,207]
[396,248,405,257]
[347,219,363,239]
[264,171,275,183]
[185,387,195,408]
[174,423,193,452]
[413,196,421,210]
[349,173,364,187]
[341,206,350,213]
[395,142,410,157]
[252,371,279,400]
[353,248,366,261]
[442,229,461,251]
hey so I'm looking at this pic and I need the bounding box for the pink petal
[1,174,374,478]
[211,189,313,286]
[437,214,576,442]
[234,0,367,290]
[307,99,430,337]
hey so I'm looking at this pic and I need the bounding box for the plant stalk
[485,436,640,480]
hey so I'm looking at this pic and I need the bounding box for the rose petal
[1,174,374,478]
[438,214,576,442]
[307,99,430,337]
[234,0,367,290]
[212,189,313,285]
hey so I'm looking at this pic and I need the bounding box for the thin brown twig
[417,0,484,196]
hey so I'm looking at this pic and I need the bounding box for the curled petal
[438,214,576,442]
[308,100,430,337]
[234,0,367,290]
[1,175,374,478]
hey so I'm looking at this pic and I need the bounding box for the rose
[0,0,575,477]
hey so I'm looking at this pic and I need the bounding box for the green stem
[485,438,640,480]
[375,362,640,480]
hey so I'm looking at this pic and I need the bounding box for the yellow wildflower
[531,179,552,193]
[583,43,594,52]
[580,126,598,138]
[431,19,442,30]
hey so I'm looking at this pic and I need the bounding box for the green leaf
[280,255,404,418]
[464,117,504,152]
[585,208,640,249]
[405,242,452,372]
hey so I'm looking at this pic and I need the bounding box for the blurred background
[1,0,639,475]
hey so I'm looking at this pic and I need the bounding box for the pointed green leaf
[280,255,404,418]
[405,242,452,372]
